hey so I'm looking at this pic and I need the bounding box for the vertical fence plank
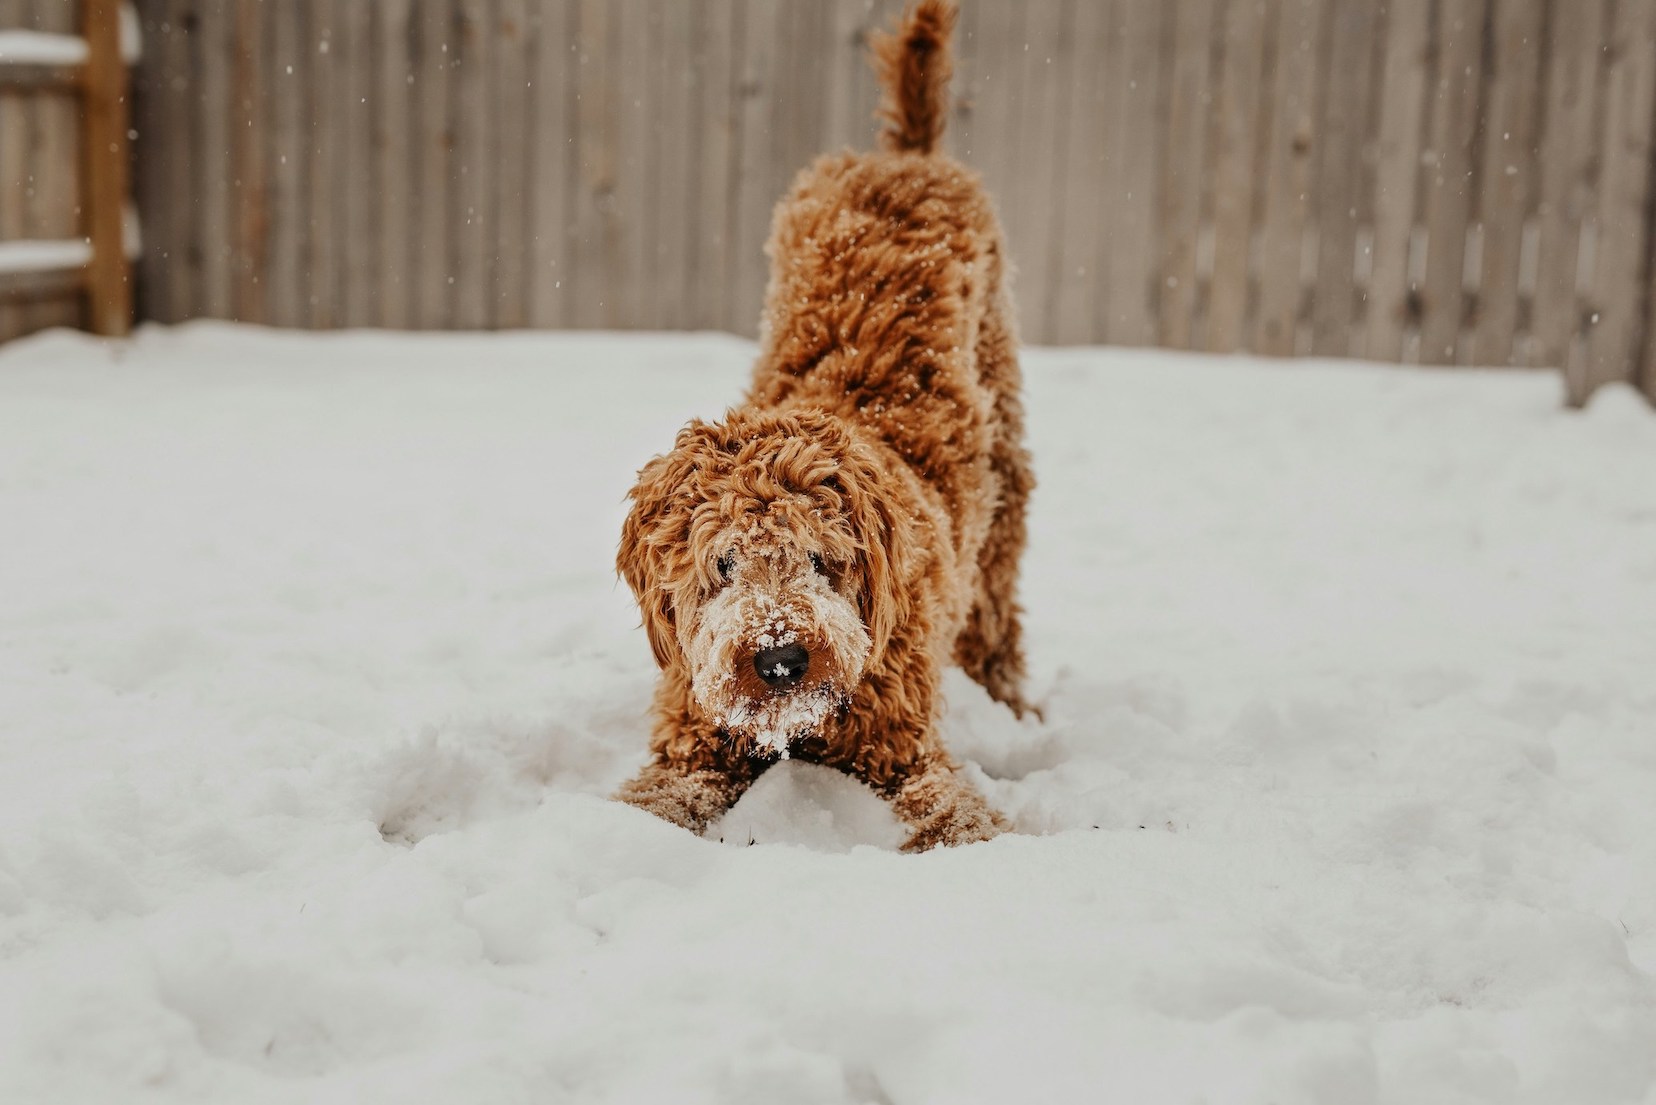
[691,0,737,332]
[265,0,307,326]
[305,0,338,326]
[0,0,26,340]
[451,0,492,328]
[1050,0,1112,345]
[490,0,531,329]
[1157,0,1217,350]
[374,0,415,328]
[84,0,132,334]
[1308,0,1377,356]
[769,1,829,229]
[823,0,885,155]
[1470,0,1544,367]
[570,0,616,327]
[332,0,373,327]
[528,0,574,328]
[1579,0,1656,403]
[609,0,650,328]
[1011,0,1072,343]
[192,0,232,320]
[130,4,171,324]
[1203,0,1267,353]
[413,0,454,329]
[961,0,1023,283]
[729,0,782,337]
[1417,0,1486,364]
[149,0,198,324]
[229,0,267,323]
[1365,0,1431,360]
[652,0,696,330]
[1101,0,1165,346]
[1532,0,1605,379]
[1254,0,1324,355]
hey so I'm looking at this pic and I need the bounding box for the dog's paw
[891,761,1010,852]
[615,764,746,835]
[899,802,1008,852]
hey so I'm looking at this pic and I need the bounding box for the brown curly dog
[615,0,1034,851]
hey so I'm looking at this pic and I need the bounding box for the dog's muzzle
[753,643,809,689]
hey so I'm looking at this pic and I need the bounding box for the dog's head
[618,408,915,755]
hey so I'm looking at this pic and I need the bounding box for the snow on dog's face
[618,409,914,756]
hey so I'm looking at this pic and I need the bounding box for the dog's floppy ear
[618,437,702,670]
[833,441,918,667]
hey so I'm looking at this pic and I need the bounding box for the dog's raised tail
[871,0,957,155]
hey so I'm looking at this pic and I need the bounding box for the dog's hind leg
[954,299,1038,718]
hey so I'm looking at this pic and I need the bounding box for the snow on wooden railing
[0,2,140,341]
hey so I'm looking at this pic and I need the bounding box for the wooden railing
[0,0,134,343]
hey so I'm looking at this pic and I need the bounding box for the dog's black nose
[754,643,809,689]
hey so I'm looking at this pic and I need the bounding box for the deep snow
[1,323,1654,1104]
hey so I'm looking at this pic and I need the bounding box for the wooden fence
[0,0,134,343]
[54,1,1656,402]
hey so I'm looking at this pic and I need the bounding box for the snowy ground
[2,322,1654,1104]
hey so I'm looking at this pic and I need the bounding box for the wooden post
[82,0,132,336]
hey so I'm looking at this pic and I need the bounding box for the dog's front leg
[615,759,758,836]
[888,758,1009,852]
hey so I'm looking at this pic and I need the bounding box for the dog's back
[745,0,1019,525]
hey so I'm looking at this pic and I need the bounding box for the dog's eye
[717,551,736,580]
[808,553,826,576]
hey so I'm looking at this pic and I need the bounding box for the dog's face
[619,409,913,755]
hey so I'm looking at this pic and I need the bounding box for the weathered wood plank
[487,0,530,328]
[569,0,616,328]
[1579,0,1656,404]
[690,0,737,332]
[0,32,27,340]
[0,62,84,89]
[1417,0,1486,365]
[450,0,492,328]
[1047,0,1111,345]
[1157,0,1217,350]
[1363,0,1430,361]
[1308,0,1377,356]
[961,0,1022,304]
[1531,0,1604,379]
[728,0,783,338]
[528,0,573,328]
[651,0,695,331]
[1254,0,1324,355]
[264,0,308,327]
[0,264,85,300]
[413,0,455,329]
[374,0,415,329]
[1203,0,1268,353]
[305,0,339,327]
[1468,0,1543,367]
[83,0,132,334]
[228,0,267,323]
[1016,0,1073,344]
[331,0,373,327]
[609,0,650,328]
[189,0,231,321]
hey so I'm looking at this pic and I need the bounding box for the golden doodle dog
[616,0,1034,851]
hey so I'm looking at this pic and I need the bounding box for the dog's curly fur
[615,0,1034,851]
